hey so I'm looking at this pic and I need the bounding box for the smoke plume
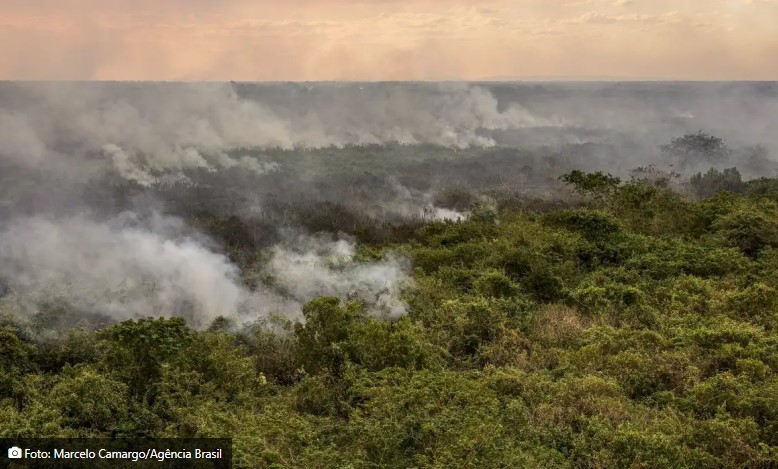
[1,81,776,329]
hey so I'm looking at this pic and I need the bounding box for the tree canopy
[2,167,778,468]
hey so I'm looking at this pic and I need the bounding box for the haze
[1,0,777,81]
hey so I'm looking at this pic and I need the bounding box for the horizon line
[1,78,777,84]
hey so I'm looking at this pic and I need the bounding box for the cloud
[0,1,776,79]
[566,11,682,25]
[564,0,635,6]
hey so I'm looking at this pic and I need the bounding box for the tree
[690,168,745,199]
[561,170,621,202]
[97,317,192,400]
[294,297,365,376]
[629,164,680,188]
[660,131,731,169]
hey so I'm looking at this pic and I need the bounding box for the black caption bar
[1,439,232,469]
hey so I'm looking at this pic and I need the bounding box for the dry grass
[531,303,592,347]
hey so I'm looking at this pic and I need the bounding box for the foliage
[690,167,745,199]
[561,170,621,201]
[661,131,732,169]
[4,169,778,468]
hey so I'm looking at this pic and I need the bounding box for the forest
[1,82,777,468]
[2,157,778,467]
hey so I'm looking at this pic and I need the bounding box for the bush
[713,207,778,258]
[474,270,520,298]
[690,167,745,199]
[97,317,193,399]
[543,210,622,240]
[49,366,128,434]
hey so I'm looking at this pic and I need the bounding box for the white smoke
[3,81,774,330]
[0,214,244,325]
[0,82,563,184]
[0,113,48,164]
[0,213,411,326]
[264,232,412,320]
[374,178,469,222]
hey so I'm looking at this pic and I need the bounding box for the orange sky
[1,0,776,80]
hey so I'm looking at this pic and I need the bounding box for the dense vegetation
[2,159,778,467]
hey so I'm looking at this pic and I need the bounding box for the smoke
[0,82,565,184]
[102,143,280,186]
[0,112,48,164]
[284,83,567,148]
[373,178,469,222]
[2,81,776,188]
[0,212,411,327]
[264,232,412,320]
[1,81,776,330]
[0,214,245,325]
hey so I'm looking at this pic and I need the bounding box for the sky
[1,0,776,81]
